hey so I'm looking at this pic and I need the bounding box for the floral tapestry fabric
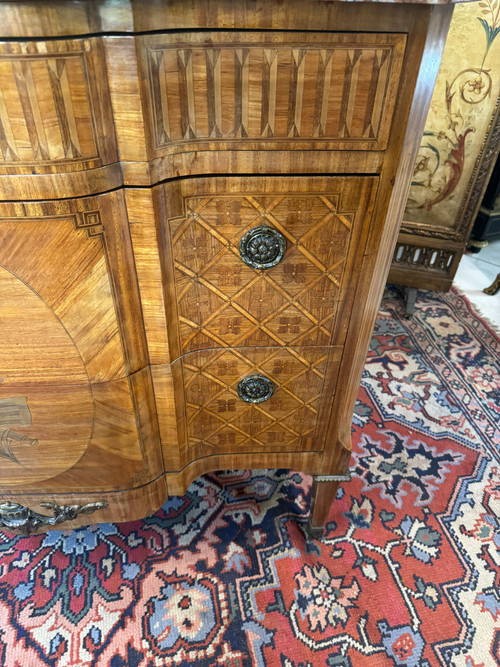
[406,1,500,230]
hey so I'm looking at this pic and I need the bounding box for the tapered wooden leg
[404,287,417,318]
[306,474,351,539]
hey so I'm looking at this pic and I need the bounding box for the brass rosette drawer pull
[237,375,275,404]
[239,226,286,269]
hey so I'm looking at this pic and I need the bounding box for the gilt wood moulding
[0,0,461,536]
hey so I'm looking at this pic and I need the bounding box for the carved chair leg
[306,473,351,540]
[483,272,500,296]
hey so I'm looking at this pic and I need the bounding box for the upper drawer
[137,31,406,156]
[0,30,405,198]
[0,39,117,178]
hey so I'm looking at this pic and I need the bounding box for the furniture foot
[467,239,489,254]
[483,272,500,295]
[404,287,417,318]
[307,473,351,539]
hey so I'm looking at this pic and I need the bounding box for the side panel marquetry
[0,193,162,491]
[159,176,378,360]
[0,38,116,176]
[0,196,134,382]
[137,31,406,156]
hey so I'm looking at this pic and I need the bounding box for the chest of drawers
[0,0,457,536]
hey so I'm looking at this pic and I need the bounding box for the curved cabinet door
[142,175,378,485]
[0,191,162,493]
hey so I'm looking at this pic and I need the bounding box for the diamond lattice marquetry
[265,302,319,345]
[170,193,354,353]
[270,196,335,239]
[171,207,226,272]
[236,278,288,322]
[268,245,324,297]
[180,346,337,454]
[300,212,353,269]
[188,196,262,239]
[177,282,227,348]
[208,304,257,346]
[202,252,257,297]
[300,276,339,322]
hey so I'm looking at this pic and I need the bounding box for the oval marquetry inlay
[0,267,93,485]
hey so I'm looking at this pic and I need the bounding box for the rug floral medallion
[0,287,498,667]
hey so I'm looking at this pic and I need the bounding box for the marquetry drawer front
[171,346,342,459]
[0,38,116,176]
[138,31,405,156]
[160,176,378,358]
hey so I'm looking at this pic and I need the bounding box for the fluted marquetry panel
[174,346,341,457]
[0,39,116,175]
[139,31,406,153]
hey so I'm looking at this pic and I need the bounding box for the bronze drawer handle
[237,375,275,404]
[239,226,286,269]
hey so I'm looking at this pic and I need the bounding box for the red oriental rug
[0,286,499,667]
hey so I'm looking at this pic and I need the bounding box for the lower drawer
[154,346,342,467]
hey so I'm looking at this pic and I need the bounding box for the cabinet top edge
[0,0,460,40]
[315,0,474,2]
